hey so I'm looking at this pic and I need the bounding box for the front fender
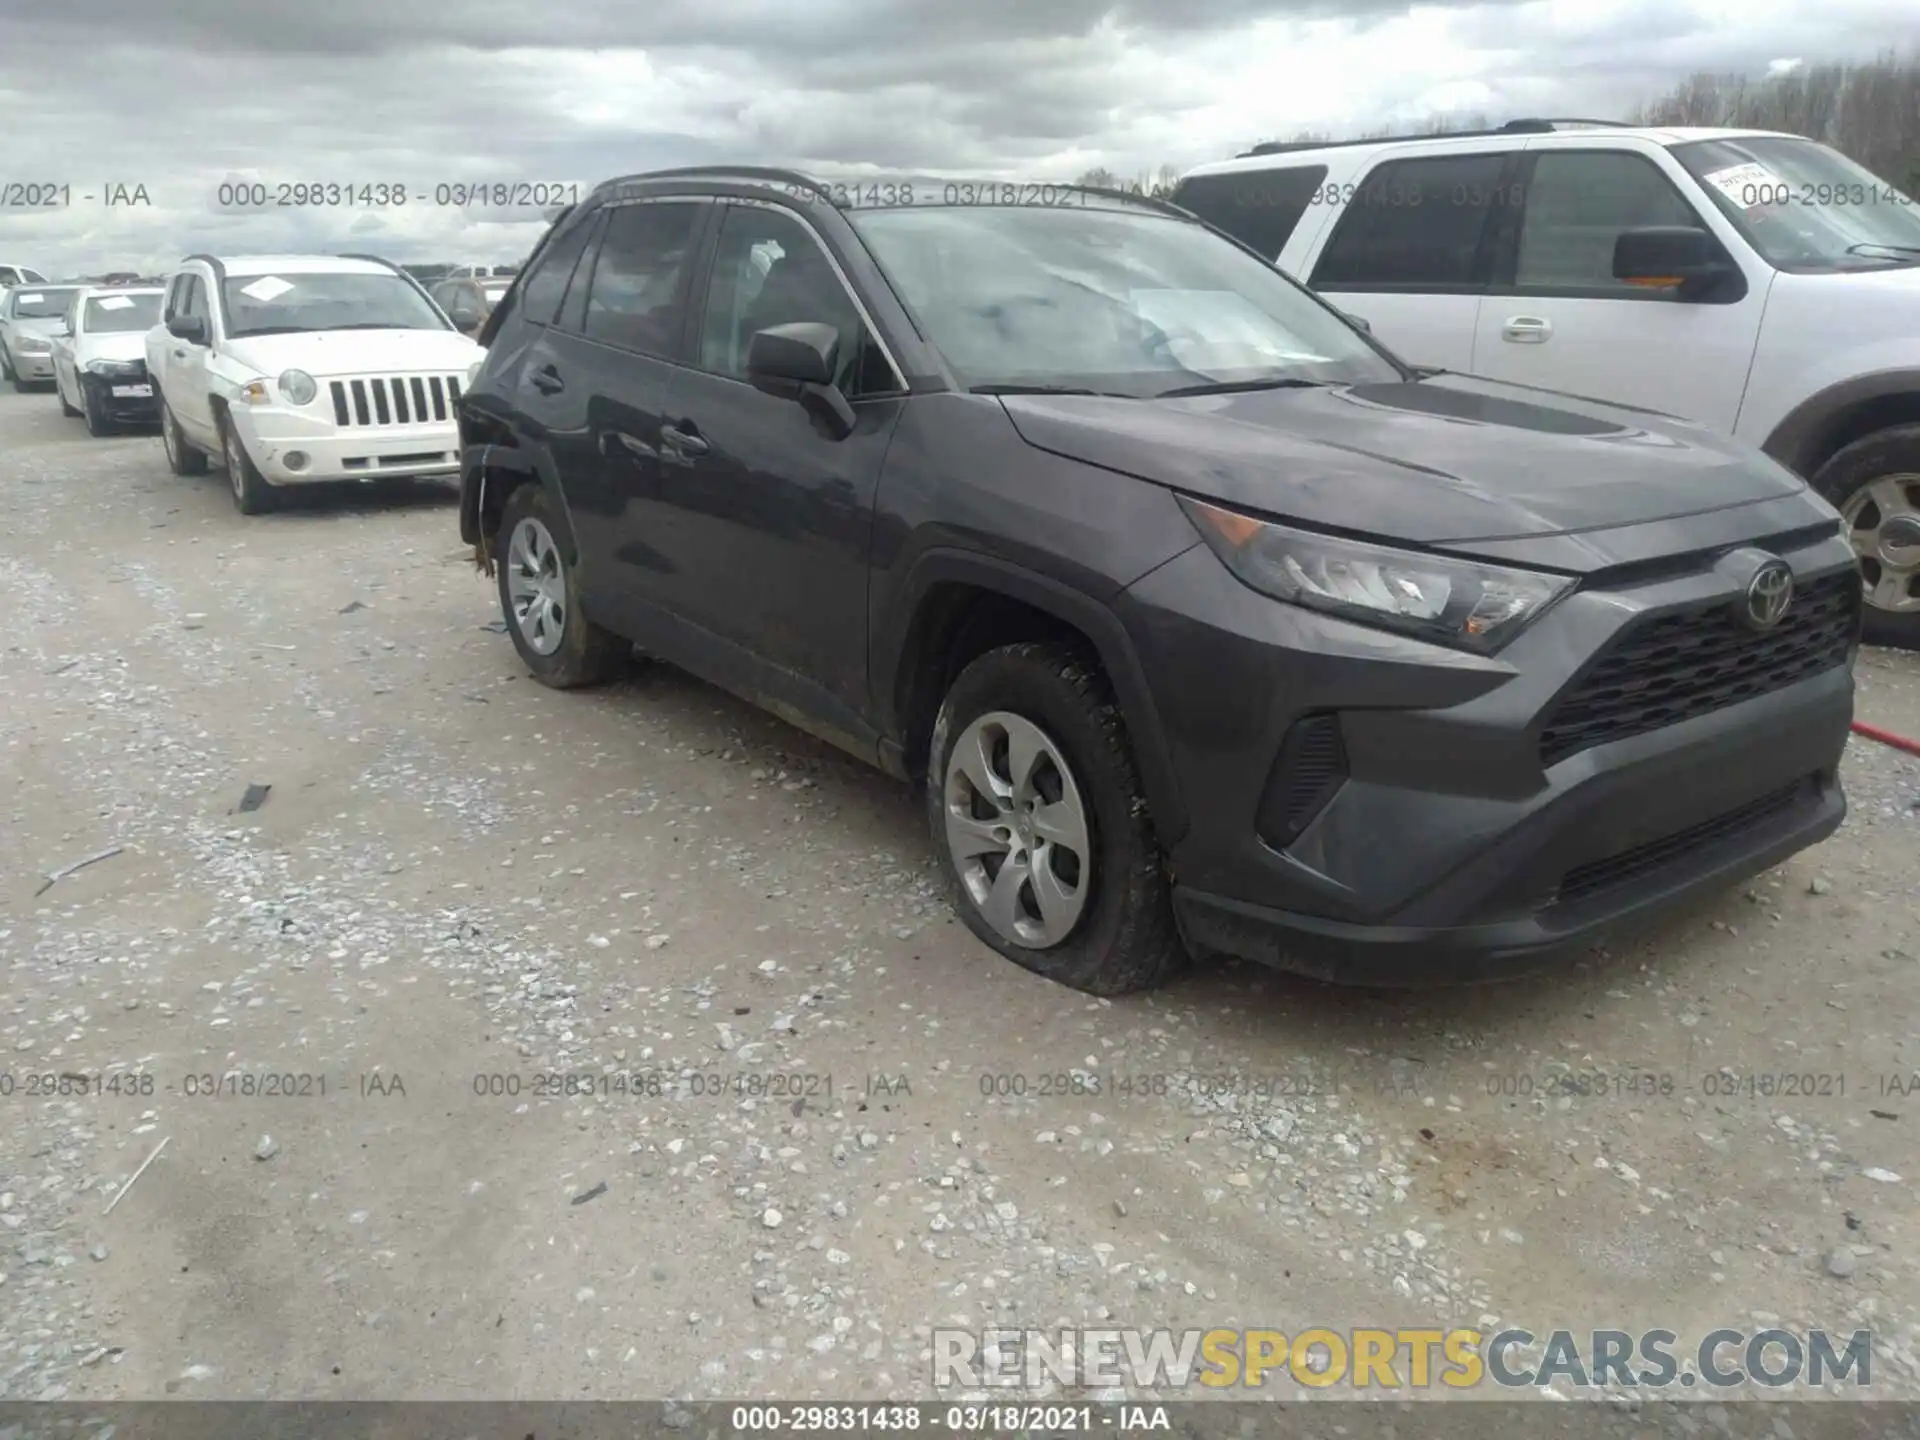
[1761,364,1920,475]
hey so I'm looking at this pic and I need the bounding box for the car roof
[185,254,397,277]
[580,166,1190,221]
[1179,124,1806,179]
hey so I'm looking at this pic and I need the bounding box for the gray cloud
[0,0,1906,275]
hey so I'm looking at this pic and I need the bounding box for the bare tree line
[1077,48,1920,193]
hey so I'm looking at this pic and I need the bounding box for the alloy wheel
[506,516,567,655]
[1841,473,1920,614]
[942,710,1092,948]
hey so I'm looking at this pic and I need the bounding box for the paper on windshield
[238,276,296,302]
[1701,162,1779,206]
[96,295,135,310]
[17,293,44,303]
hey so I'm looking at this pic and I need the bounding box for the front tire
[926,641,1184,995]
[219,412,276,514]
[60,378,82,419]
[80,386,112,433]
[494,482,632,688]
[160,397,209,475]
[1812,425,1920,650]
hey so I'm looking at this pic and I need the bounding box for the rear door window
[1310,153,1510,289]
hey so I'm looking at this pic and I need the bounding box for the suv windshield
[7,288,76,319]
[83,291,163,333]
[1672,137,1920,271]
[219,272,450,338]
[848,205,1402,397]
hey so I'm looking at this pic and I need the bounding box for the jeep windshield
[220,272,451,338]
[6,288,76,319]
[847,204,1404,397]
[83,291,163,332]
[1673,137,1920,272]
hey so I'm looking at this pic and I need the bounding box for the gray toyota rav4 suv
[455,168,1859,993]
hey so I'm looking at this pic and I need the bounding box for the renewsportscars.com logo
[931,1327,1874,1391]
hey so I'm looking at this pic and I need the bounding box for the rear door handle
[1501,316,1552,343]
[530,364,564,394]
[660,421,708,457]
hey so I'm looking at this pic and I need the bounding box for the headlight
[85,359,142,377]
[239,379,270,404]
[1180,495,1574,654]
[18,336,51,354]
[279,369,317,405]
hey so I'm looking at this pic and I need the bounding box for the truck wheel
[926,641,1185,996]
[494,482,632,688]
[1812,425,1920,650]
[160,398,209,475]
[0,346,13,382]
[219,414,277,515]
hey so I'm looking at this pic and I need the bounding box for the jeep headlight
[279,369,317,405]
[85,358,143,377]
[1180,495,1574,654]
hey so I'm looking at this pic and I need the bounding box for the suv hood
[220,328,483,378]
[1001,376,1815,557]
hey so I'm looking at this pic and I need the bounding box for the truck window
[1514,151,1701,289]
[1171,166,1329,261]
[1310,153,1508,289]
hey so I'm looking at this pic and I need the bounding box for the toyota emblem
[1743,559,1795,630]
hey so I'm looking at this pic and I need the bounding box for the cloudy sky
[1,0,1910,274]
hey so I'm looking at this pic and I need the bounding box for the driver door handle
[660,421,708,457]
[1501,316,1552,343]
[530,364,564,394]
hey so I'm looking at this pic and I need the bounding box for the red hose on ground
[1852,720,1920,757]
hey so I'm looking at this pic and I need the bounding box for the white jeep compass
[146,253,484,513]
[1175,120,1920,648]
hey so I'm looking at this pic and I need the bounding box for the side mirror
[747,322,838,387]
[450,308,480,330]
[746,321,856,439]
[1612,226,1733,294]
[167,314,209,345]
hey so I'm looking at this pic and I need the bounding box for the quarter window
[517,214,597,327]
[1172,166,1330,261]
[1311,153,1509,288]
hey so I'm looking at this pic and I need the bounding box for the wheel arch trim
[880,547,1189,844]
[1762,368,1920,476]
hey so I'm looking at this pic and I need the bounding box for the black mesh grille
[1256,713,1347,848]
[1557,780,1809,903]
[1539,569,1858,767]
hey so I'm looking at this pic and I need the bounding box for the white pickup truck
[146,252,484,513]
[1175,120,1920,648]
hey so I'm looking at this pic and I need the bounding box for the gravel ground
[1,387,1917,1404]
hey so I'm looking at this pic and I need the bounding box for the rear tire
[218,412,276,515]
[494,482,632,688]
[926,641,1185,996]
[160,397,209,475]
[1811,425,1920,650]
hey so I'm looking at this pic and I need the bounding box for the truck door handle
[172,349,187,360]
[660,422,708,457]
[530,364,564,394]
[1501,316,1552,343]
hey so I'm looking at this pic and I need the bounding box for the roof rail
[596,165,838,203]
[1235,116,1628,159]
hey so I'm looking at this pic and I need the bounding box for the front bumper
[1120,519,1860,985]
[80,368,159,422]
[229,402,460,486]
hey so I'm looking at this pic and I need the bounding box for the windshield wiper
[1846,242,1920,259]
[228,325,313,336]
[971,383,1130,398]
[318,322,430,331]
[1153,377,1331,399]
